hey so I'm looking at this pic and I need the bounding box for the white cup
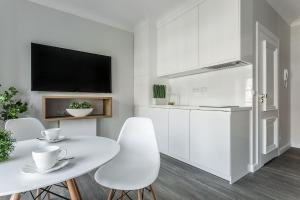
[32,146,66,171]
[41,128,61,141]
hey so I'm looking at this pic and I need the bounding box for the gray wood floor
[1,148,300,200]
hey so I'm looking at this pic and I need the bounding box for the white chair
[94,117,160,200]
[5,117,45,141]
[5,118,50,200]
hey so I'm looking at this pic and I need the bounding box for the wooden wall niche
[43,96,112,121]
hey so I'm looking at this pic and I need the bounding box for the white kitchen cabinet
[190,110,250,183]
[157,7,198,76]
[157,21,177,76]
[176,7,199,72]
[168,109,190,161]
[156,0,242,77]
[135,106,250,184]
[198,0,240,67]
[149,108,169,154]
[190,111,231,180]
[134,107,169,154]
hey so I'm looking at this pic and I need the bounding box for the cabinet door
[149,108,169,154]
[198,0,240,67]
[157,20,177,76]
[190,110,230,178]
[135,107,169,154]
[169,109,190,161]
[177,7,199,71]
[157,7,199,76]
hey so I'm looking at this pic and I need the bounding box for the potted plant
[0,129,15,162]
[152,85,166,105]
[0,86,28,121]
[66,101,93,117]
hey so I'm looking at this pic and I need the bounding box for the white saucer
[21,160,69,174]
[39,136,67,143]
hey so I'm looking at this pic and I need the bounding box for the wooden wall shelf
[42,96,112,121]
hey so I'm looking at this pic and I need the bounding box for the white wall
[169,66,253,107]
[0,0,134,139]
[291,24,300,148]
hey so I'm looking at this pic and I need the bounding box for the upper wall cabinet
[157,7,199,76]
[157,0,241,77]
[198,0,240,67]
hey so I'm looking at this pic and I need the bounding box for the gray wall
[0,0,134,139]
[291,25,300,148]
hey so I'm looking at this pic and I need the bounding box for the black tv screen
[31,43,112,93]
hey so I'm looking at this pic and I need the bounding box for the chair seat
[94,152,159,191]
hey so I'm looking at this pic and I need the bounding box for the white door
[169,109,190,161]
[256,22,279,165]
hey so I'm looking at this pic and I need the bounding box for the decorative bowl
[66,108,93,117]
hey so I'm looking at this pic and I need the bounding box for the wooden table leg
[72,179,83,200]
[107,189,115,200]
[120,191,125,200]
[137,190,143,200]
[66,179,82,200]
[10,193,20,200]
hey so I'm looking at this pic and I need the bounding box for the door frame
[255,21,280,170]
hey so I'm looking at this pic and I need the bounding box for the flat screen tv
[31,43,112,93]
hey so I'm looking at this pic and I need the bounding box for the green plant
[69,101,92,109]
[153,85,166,99]
[0,85,28,121]
[0,129,15,162]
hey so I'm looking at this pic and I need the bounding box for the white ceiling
[266,0,300,26]
[28,0,193,32]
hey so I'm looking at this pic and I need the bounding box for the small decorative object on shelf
[66,101,94,117]
[152,84,166,105]
[0,129,15,162]
[0,84,28,121]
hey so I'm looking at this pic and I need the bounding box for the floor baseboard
[279,143,291,155]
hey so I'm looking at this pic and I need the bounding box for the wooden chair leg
[10,193,20,200]
[137,190,143,200]
[149,185,157,200]
[36,189,41,200]
[47,192,51,200]
[107,189,115,200]
[66,179,82,200]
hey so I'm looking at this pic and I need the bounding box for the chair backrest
[5,118,45,141]
[117,117,160,175]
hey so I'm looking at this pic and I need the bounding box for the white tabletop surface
[0,136,120,196]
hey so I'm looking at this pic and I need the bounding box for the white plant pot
[152,98,166,105]
[66,108,93,117]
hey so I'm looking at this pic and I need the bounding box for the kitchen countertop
[150,105,252,112]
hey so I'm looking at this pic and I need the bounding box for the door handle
[259,94,268,103]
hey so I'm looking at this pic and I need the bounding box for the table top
[0,136,120,196]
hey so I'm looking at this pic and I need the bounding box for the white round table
[0,136,120,199]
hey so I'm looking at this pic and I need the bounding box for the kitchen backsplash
[168,65,253,107]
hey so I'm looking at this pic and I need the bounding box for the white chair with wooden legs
[94,117,160,200]
[5,118,82,200]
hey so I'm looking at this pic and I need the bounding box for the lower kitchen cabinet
[190,111,231,180]
[169,109,190,161]
[135,106,250,184]
[190,110,250,183]
[135,106,169,155]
